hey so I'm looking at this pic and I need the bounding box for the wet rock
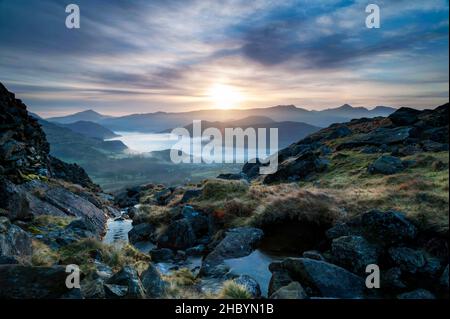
[331,236,379,274]
[156,218,196,250]
[397,289,436,299]
[182,206,209,237]
[388,247,426,274]
[0,265,74,298]
[302,250,326,261]
[140,263,166,298]
[201,227,263,277]
[233,275,261,298]
[0,217,32,259]
[81,278,106,299]
[368,155,405,175]
[268,269,293,296]
[128,223,155,244]
[106,266,146,299]
[150,248,174,262]
[186,244,206,256]
[104,284,128,298]
[92,261,113,280]
[270,282,308,299]
[278,258,367,298]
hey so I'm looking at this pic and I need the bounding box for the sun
[208,84,243,109]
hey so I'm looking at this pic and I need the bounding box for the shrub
[218,280,252,299]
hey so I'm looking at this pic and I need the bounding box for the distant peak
[338,104,353,109]
[79,109,99,114]
[274,105,297,110]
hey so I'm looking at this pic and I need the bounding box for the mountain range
[45,104,397,133]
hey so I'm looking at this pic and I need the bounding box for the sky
[0,0,448,117]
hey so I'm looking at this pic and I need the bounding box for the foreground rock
[106,266,146,299]
[0,265,78,298]
[200,227,263,276]
[270,282,308,299]
[0,217,32,260]
[156,218,197,250]
[271,258,367,298]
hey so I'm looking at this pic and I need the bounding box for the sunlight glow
[208,84,244,109]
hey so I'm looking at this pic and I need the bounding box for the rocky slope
[0,83,121,298]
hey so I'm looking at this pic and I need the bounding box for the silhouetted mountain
[60,121,120,140]
[36,118,128,163]
[46,104,396,133]
[47,109,113,124]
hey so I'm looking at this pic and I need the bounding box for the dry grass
[297,151,449,232]
[31,240,59,266]
[217,280,252,299]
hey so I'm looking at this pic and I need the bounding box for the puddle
[102,214,133,247]
[224,249,293,297]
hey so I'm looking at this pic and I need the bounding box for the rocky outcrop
[270,282,308,299]
[106,266,146,299]
[140,263,167,298]
[0,265,78,298]
[241,103,449,183]
[49,156,100,191]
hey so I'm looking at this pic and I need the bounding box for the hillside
[60,121,120,140]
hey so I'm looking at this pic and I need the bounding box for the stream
[102,215,296,297]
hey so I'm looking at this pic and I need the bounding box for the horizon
[1,0,449,116]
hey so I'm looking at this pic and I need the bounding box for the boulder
[331,236,379,274]
[140,263,166,298]
[278,258,367,298]
[128,223,155,244]
[388,247,426,274]
[0,265,76,298]
[302,250,326,261]
[397,289,436,299]
[156,218,196,250]
[0,217,32,259]
[200,227,263,276]
[233,275,261,298]
[368,155,405,175]
[104,284,128,298]
[182,206,209,237]
[270,282,308,299]
[106,266,146,299]
[268,269,293,296]
[389,107,422,126]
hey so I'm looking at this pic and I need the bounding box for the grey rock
[368,155,405,175]
[397,289,436,299]
[302,250,326,261]
[128,223,155,244]
[0,265,74,298]
[270,282,308,299]
[156,218,196,250]
[0,217,32,259]
[233,275,261,298]
[200,227,263,277]
[382,267,406,290]
[140,263,166,298]
[106,266,146,299]
[279,258,367,298]
[268,269,293,296]
[331,236,379,274]
[388,247,426,274]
